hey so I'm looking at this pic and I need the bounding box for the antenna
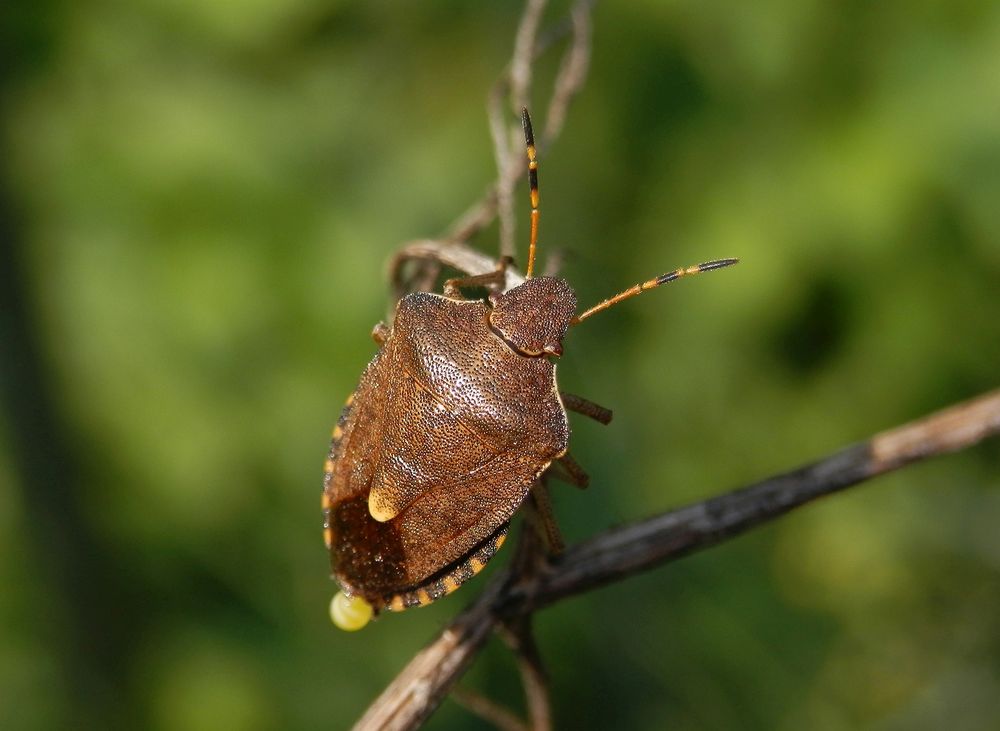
[521,108,540,279]
[571,258,739,325]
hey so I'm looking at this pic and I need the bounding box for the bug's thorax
[487,276,577,357]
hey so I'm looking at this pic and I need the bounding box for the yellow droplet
[330,592,373,631]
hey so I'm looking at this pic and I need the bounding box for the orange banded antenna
[521,108,540,279]
[571,258,739,325]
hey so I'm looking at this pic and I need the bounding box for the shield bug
[323,109,737,630]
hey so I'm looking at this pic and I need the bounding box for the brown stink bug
[323,109,737,630]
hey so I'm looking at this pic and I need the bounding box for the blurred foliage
[2,1,999,729]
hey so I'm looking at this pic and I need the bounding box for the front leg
[443,256,514,298]
[371,322,390,345]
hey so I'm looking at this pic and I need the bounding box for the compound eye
[542,343,563,357]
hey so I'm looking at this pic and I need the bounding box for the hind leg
[371,322,390,344]
[529,482,565,554]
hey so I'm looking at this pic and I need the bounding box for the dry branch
[352,389,1000,730]
[389,0,594,302]
[355,3,1000,729]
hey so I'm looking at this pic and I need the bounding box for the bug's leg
[443,256,514,298]
[529,482,565,554]
[549,452,589,490]
[371,322,390,345]
[560,392,613,425]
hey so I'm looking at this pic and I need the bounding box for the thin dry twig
[534,388,1000,604]
[354,3,1000,730]
[494,0,548,259]
[351,388,1000,730]
[510,0,548,113]
[447,575,552,731]
[487,83,516,261]
[388,239,526,303]
[540,0,592,151]
[390,0,595,300]
[450,688,528,731]
[499,618,552,731]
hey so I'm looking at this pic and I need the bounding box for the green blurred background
[2,1,999,729]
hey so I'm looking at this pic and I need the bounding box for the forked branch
[389,0,594,303]
[352,388,1000,730]
[356,2,1000,729]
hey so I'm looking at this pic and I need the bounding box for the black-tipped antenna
[521,108,540,279]
[571,258,739,325]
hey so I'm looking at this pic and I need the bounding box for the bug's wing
[330,443,546,602]
[324,351,394,507]
[366,320,568,525]
[364,367,561,582]
[364,366,514,523]
[389,445,547,581]
[334,363,554,597]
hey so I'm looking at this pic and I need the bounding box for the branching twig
[499,618,552,731]
[356,4,1000,730]
[450,688,528,731]
[494,0,548,259]
[388,239,526,302]
[390,0,595,301]
[533,388,1000,605]
[352,389,1000,730]
[540,0,592,152]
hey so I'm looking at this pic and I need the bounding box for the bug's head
[488,276,577,357]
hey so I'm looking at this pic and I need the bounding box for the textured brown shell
[323,292,569,609]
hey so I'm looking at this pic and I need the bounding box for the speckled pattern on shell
[323,291,570,608]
